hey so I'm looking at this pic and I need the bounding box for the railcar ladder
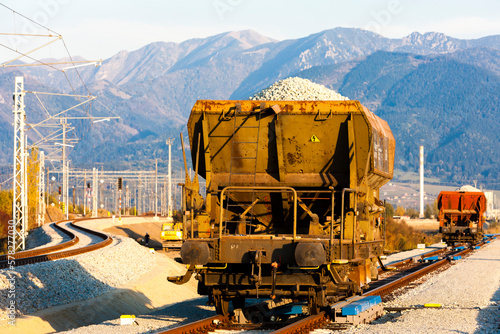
[225,103,263,234]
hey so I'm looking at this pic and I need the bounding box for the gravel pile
[0,235,156,320]
[250,77,348,101]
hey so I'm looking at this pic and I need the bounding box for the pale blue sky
[1,0,500,61]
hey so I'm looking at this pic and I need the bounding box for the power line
[0,3,61,36]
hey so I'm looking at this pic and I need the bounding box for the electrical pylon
[12,76,27,250]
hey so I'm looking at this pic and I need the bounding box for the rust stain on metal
[286,150,303,166]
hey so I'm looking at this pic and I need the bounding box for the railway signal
[117,177,123,222]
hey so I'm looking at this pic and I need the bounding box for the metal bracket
[167,264,195,285]
[251,250,262,298]
[377,256,391,272]
[327,265,347,284]
[315,110,332,121]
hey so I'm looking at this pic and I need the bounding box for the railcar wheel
[214,295,230,315]
[232,297,246,310]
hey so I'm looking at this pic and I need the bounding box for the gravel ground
[0,233,156,321]
[6,219,498,333]
[250,77,348,101]
[58,301,216,334]
[54,239,500,334]
[343,239,500,333]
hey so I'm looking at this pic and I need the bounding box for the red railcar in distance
[437,191,486,245]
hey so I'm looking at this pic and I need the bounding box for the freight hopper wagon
[437,191,486,245]
[168,100,395,315]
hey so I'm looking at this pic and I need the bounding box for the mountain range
[0,28,499,188]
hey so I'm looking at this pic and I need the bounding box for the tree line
[0,148,42,242]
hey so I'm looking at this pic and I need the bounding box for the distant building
[484,191,498,219]
[456,185,498,220]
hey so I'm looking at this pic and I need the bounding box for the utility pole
[118,177,123,222]
[143,179,146,213]
[125,184,129,214]
[12,76,27,250]
[139,176,142,215]
[175,182,178,211]
[64,160,69,218]
[119,189,122,221]
[61,119,69,219]
[134,183,137,215]
[161,183,165,216]
[46,166,50,210]
[166,138,174,217]
[92,168,98,218]
[155,159,158,218]
[99,179,103,211]
[419,145,424,219]
[83,170,86,215]
[37,151,45,227]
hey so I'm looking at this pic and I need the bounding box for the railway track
[366,248,467,297]
[0,220,78,262]
[377,246,448,273]
[157,238,494,334]
[0,218,112,269]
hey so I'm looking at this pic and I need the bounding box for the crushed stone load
[250,77,349,101]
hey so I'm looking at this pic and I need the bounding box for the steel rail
[0,217,112,269]
[367,247,474,297]
[378,247,449,273]
[0,220,78,261]
[270,312,327,334]
[155,314,229,334]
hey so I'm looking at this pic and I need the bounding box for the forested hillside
[296,49,500,187]
[0,28,499,187]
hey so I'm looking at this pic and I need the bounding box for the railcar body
[168,100,395,315]
[437,191,486,245]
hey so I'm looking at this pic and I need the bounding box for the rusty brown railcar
[437,191,486,245]
[168,100,395,315]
